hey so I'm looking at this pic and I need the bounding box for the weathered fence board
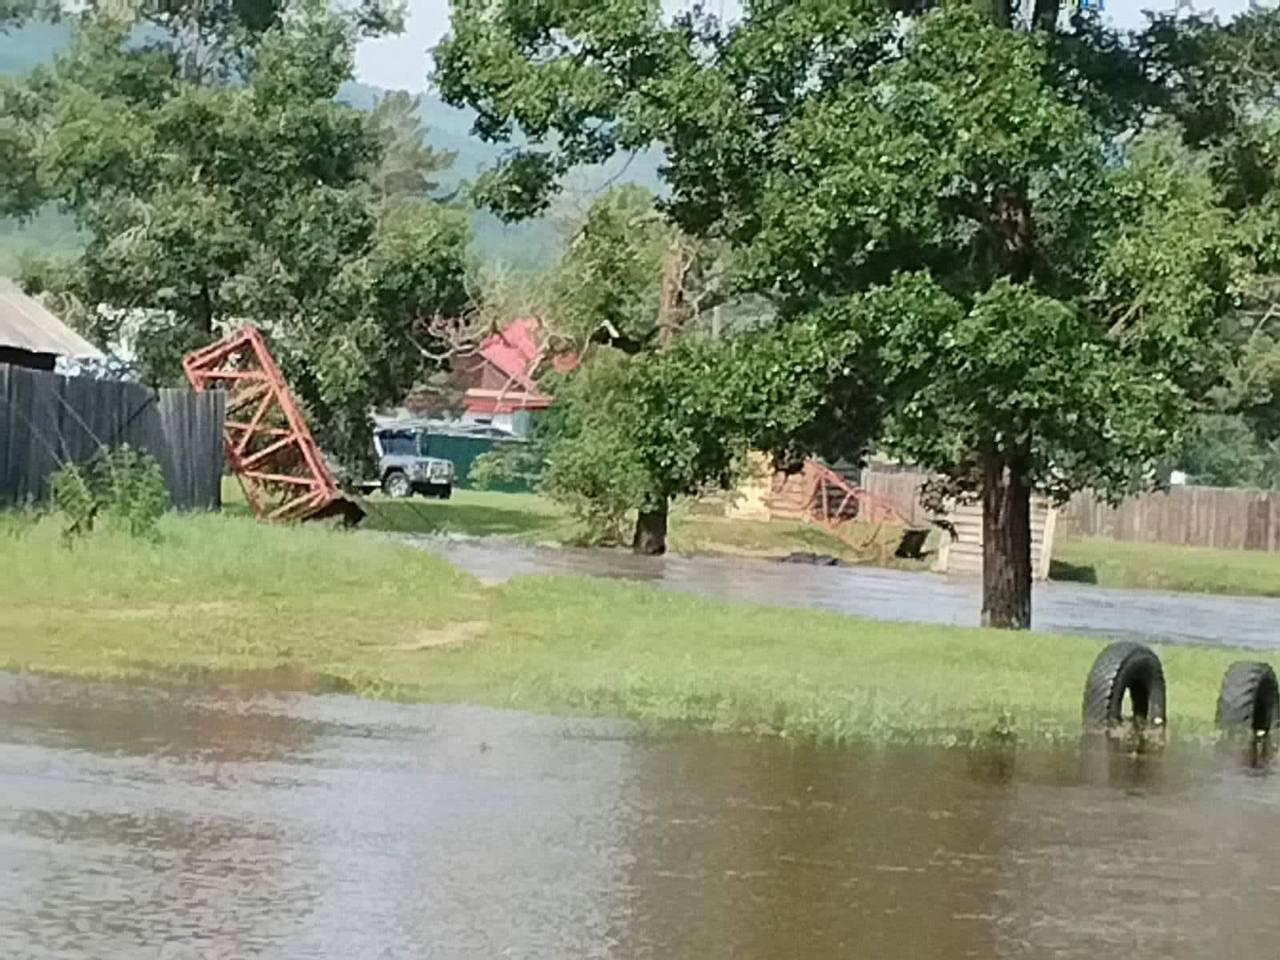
[858,469,936,528]
[930,498,1057,580]
[858,466,1280,554]
[1059,486,1280,552]
[0,364,225,511]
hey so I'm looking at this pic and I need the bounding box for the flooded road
[4,673,1280,958]
[405,536,1280,649]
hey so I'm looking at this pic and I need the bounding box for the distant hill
[0,28,662,275]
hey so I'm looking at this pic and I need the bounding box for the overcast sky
[354,0,1259,93]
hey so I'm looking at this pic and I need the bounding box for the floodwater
[5,673,1280,958]
[405,536,1280,649]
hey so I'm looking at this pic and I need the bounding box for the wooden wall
[1059,486,1280,552]
[931,499,1058,580]
[727,458,1280,557]
[855,468,1280,555]
[0,364,225,511]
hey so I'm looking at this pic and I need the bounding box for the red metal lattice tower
[183,326,361,524]
[803,460,912,541]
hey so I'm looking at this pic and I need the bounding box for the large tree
[541,322,835,552]
[436,0,1267,627]
[532,184,730,553]
[9,0,468,464]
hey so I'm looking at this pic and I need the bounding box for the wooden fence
[1060,486,1280,552]
[0,363,225,511]
[858,468,936,528]
[856,467,1280,554]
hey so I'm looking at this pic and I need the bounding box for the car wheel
[382,471,412,498]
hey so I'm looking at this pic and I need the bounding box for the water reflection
[3,674,1280,958]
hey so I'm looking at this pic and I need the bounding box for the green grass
[0,511,1265,747]
[1053,537,1280,598]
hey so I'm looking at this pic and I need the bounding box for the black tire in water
[1215,661,1280,735]
[1082,642,1167,731]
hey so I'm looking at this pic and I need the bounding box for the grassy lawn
[0,511,1266,746]
[1053,537,1280,598]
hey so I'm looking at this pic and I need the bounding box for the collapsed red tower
[183,325,363,525]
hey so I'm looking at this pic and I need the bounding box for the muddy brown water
[404,536,1280,649]
[4,673,1280,958]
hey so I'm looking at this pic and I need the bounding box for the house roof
[467,317,580,415]
[478,316,544,393]
[0,279,104,361]
[465,389,556,415]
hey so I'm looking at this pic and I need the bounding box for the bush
[50,445,170,541]
[468,446,544,491]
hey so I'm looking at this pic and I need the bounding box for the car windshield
[379,433,418,457]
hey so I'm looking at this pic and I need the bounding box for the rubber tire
[1082,641,1167,731]
[1215,661,1280,734]
[382,471,412,499]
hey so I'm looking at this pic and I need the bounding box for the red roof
[479,317,543,393]
[465,392,556,415]
[465,318,579,415]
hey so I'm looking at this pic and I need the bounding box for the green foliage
[0,74,43,218]
[50,444,169,541]
[1179,414,1280,490]
[538,353,652,542]
[0,504,39,539]
[540,328,832,538]
[467,446,543,492]
[0,0,57,31]
[438,0,1267,510]
[550,185,673,350]
[6,4,469,465]
[368,90,456,204]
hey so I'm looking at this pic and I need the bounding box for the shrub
[468,446,544,491]
[50,445,170,541]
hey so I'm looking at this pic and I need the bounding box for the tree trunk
[194,282,214,336]
[980,451,1032,630]
[632,500,669,556]
[1032,0,1061,31]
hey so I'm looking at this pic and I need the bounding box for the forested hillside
[0,27,662,274]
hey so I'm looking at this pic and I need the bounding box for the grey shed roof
[0,278,104,361]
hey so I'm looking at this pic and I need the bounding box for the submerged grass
[0,512,1265,747]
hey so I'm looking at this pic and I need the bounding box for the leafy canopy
[438,1,1261,507]
[10,0,469,464]
[540,327,837,536]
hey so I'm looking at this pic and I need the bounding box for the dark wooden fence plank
[857,467,1280,554]
[0,364,223,511]
[1046,486,1279,553]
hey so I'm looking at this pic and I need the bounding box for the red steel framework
[803,460,912,543]
[183,326,363,525]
